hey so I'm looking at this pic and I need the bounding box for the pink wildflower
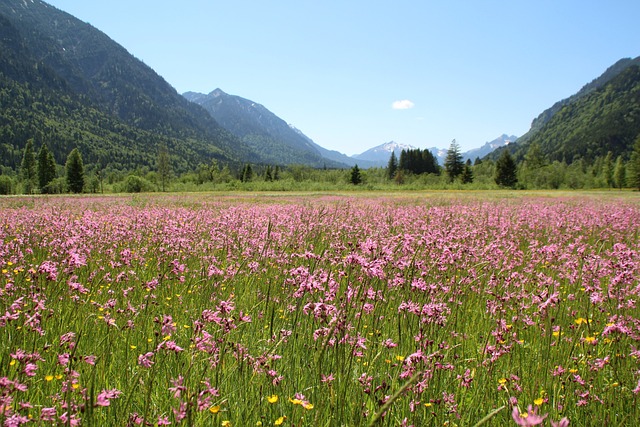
[40,407,57,421]
[511,405,547,426]
[23,363,37,377]
[96,388,122,406]
[321,373,335,384]
[58,353,70,366]
[138,352,154,368]
[4,414,29,426]
[157,415,171,425]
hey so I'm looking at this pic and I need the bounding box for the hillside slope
[0,0,255,172]
[516,56,640,147]
[184,89,350,168]
[515,65,640,162]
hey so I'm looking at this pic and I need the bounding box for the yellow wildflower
[267,395,278,404]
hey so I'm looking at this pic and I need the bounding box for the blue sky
[46,0,640,155]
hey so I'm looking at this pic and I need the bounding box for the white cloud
[392,99,415,110]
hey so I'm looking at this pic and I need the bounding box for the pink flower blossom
[550,418,570,427]
[511,405,547,426]
[138,352,154,368]
[96,388,122,406]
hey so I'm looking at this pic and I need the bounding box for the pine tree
[444,139,464,182]
[629,136,640,190]
[65,148,85,193]
[613,155,626,189]
[602,151,614,188]
[387,151,398,179]
[265,165,273,182]
[241,164,253,182]
[350,164,362,185]
[495,149,518,188]
[157,143,171,192]
[524,142,546,170]
[461,164,474,184]
[37,143,57,193]
[20,139,37,194]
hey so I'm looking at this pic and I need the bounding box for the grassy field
[1,191,639,426]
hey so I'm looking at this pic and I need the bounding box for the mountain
[354,136,513,168]
[510,64,640,163]
[427,147,449,167]
[463,134,517,161]
[514,56,640,150]
[352,141,418,167]
[486,57,640,164]
[184,89,349,168]
[0,0,255,172]
[287,125,375,168]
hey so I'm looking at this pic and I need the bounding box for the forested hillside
[0,0,254,173]
[515,65,640,163]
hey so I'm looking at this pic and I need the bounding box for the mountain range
[183,89,371,168]
[0,0,638,175]
[352,141,416,166]
[352,135,517,167]
[0,0,516,173]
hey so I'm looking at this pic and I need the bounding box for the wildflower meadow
[1,192,640,426]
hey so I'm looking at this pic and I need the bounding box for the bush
[123,175,157,193]
[42,177,67,194]
[0,175,15,195]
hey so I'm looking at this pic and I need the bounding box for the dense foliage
[37,142,57,193]
[397,148,439,176]
[65,148,85,193]
[495,150,518,188]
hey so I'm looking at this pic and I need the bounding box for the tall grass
[0,193,639,426]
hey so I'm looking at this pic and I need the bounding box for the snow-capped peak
[377,141,416,153]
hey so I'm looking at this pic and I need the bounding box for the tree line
[3,135,640,195]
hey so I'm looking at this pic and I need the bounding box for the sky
[45,0,640,156]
